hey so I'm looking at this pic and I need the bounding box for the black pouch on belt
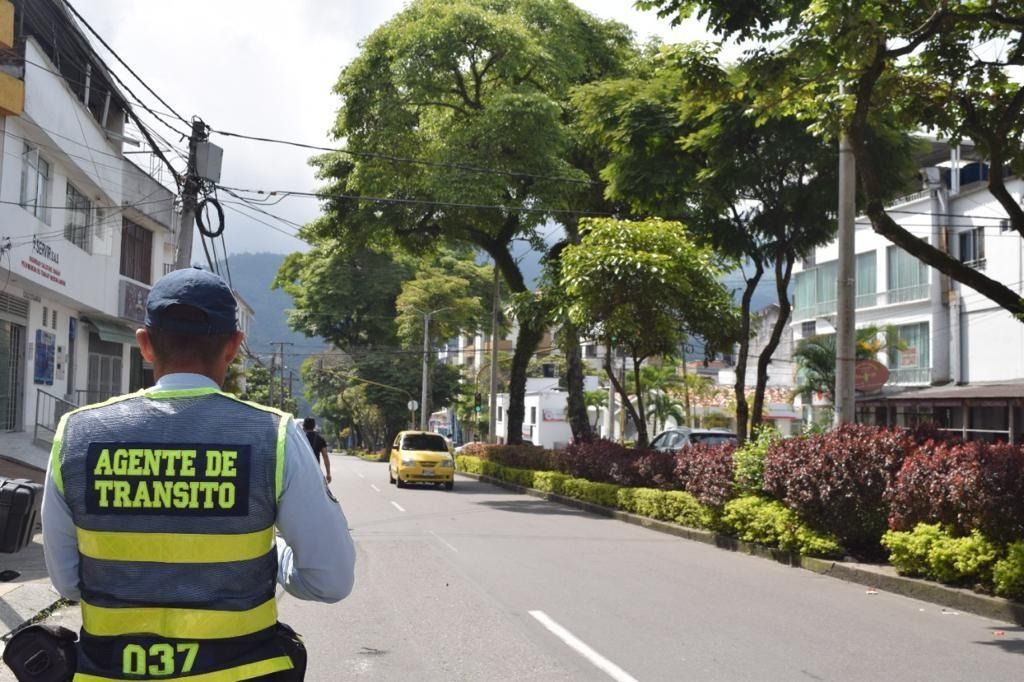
[2,624,77,682]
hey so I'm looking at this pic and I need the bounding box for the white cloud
[69,0,697,256]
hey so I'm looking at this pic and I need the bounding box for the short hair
[303,417,316,430]
[146,304,235,368]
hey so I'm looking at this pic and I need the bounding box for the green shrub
[456,455,484,474]
[533,471,570,495]
[501,466,536,488]
[722,496,842,558]
[733,428,779,496]
[993,542,1024,600]
[883,523,998,585]
[882,523,945,577]
[927,531,999,584]
[561,478,621,508]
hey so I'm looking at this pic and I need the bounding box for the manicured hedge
[676,442,736,507]
[721,496,842,558]
[763,424,914,553]
[882,523,999,586]
[888,441,1024,544]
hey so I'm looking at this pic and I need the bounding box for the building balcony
[793,283,931,322]
[888,366,932,385]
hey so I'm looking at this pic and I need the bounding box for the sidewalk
[0,456,62,646]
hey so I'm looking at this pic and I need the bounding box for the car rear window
[402,434,449,452]
[690,433,737,446]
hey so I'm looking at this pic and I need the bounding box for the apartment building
[791,146,1024,441]
[0,0,181,466]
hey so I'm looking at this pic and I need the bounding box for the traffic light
[474,393,482,414]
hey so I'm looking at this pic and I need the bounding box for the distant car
[389,430,455,490]
[650,427,738,452]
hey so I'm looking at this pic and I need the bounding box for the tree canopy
[560,216,739,446]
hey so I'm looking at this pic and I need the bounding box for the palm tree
[583,389,607,430]
[646,391,687,434]
[793,325,907,402]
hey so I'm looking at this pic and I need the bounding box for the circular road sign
[407,400,419,412]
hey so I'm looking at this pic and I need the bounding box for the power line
[211,129,601,187]
[221,202,307,243]
[59,0,189,127]
[218,184,614,218]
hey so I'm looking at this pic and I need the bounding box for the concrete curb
[458,470,1024,625]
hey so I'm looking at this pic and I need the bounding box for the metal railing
[888,367,932,385]
[34,389,78,445]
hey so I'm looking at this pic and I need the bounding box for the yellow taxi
[388,430,455,490]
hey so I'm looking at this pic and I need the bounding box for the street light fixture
[405,305,452,431]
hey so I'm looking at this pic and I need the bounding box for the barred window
[20,144,50,222]
[65,183,92,252]
[120,219,153,284]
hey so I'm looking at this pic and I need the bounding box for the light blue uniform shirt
[42,373,356,603]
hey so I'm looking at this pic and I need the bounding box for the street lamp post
[409,305,451,431]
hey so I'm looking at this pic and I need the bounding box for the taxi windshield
[402,434,449,452]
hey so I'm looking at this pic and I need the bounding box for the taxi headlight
[439,459,454,468]
[401,457,417,466]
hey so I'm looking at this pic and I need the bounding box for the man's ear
[136,328,156,363]
[224,331,244,365]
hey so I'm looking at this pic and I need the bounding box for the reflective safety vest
[52,387,294,681]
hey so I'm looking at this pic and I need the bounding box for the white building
[493,377,601,449]
[0,1,184,467]
[791,147,1024,441]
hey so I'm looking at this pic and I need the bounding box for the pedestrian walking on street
[39,268,356,680]
[302,417,332,483]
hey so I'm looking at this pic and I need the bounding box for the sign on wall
[119,280,150,323]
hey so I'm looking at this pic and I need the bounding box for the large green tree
[308,0,634,444]
[574,42,915,441]
[560,217,739,447]
[639,0,1024,319]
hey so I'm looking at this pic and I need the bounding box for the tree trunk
[605,351,645,446]
[562,322,593,442]
[752,247,796,434]
[734,261,764,444]
[632,356,648,447]
[506,316,546,445]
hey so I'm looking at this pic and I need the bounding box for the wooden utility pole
[270,342,294,411]
[174,119,208,270]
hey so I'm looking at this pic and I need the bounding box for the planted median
[456,425,1024,602]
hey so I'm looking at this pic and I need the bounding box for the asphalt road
[282,454,1024,681]
[6,452,1024,681]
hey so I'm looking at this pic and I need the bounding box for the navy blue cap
[145,268,238,335]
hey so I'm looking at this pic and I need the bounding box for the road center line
[428,530,458,553]
[529,610,637,682]
[390,501,406,512]
[357,473,365,479]
[370,484,381,492]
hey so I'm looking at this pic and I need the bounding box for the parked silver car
[650,427,738,452]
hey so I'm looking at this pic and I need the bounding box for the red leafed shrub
[634,449,677,490]
[560,439,636,485]
[480,444,559,472]
[675,442,736,507]
[888,441,1024,543]
[763,424,914,552]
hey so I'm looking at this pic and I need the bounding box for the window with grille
[20,144,50,222]
[65,183,93,252]
[120,219,153,284]
[958,227,986,269]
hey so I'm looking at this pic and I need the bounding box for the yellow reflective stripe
[275,414,287,502]
[76,527,274,563]
[80,598,277,639]
[50,413,68,494]
[72,655,293,682]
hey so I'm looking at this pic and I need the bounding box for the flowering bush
[676,442,736,507]
[763,424,914,553]
[887,441,1024,543]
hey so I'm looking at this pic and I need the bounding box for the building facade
[791,151,1024,441]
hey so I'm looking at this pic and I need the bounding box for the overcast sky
[72,1,711,256]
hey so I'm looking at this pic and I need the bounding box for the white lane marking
[390,501,406,512]
[429,530,458,553]
[529,610,638,682]
[370,484,381,492]
[357,473,365,479]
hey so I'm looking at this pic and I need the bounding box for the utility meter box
[195,141,224,183]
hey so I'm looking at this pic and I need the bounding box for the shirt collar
[147,373,221,392]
